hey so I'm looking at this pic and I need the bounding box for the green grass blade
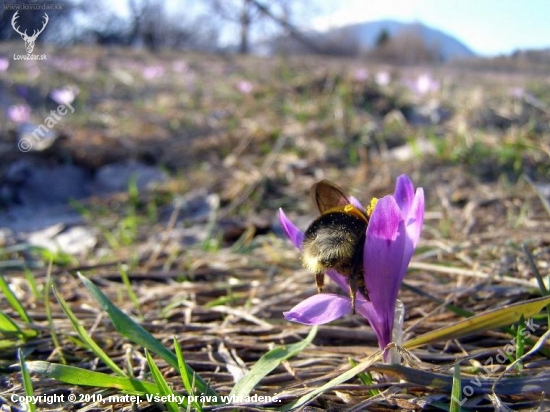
[174,337,202,411]
[23,267,40,299]
[522,243,549,295]
[231,326,317,398]
[53,287,126,376]
[404,296,550,349]
[449,364,462,412]
[44,261,65,364]
[145,350,182,412]
[0,273,31,323]
[0,312,36,345]
[0,311,23,335]
[18,349,37,412]
[128,175,140,210]
[26,361,158,393]
[174,337,194,395]
[348,357,380,397]
[494,328,550,390]
[119,265,143,319]
[77,272,219,400]
[77,272,178,363]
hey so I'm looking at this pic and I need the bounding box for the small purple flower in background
[236,80,254,94]
[7,104,31,123]
[375,71,391,86]
[353,68,369,82]
[0,57,9,72]
[279,175,424,360]
[49,86,79,105]
[509,87,525,99]
[413,73,440,95]
[142,65,165,80]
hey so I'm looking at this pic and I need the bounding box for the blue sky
[311,0,550,56]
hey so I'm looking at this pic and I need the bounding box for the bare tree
[210,0,261,53]
[128,0,165,50]
[0,0,312,52]
[370,26,440,64]
[125,0,219,51]
[209,0,318,54]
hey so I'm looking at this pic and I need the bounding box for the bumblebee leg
[356,269,369,301]
[349,271,357,314]
[362,277,370,301]
[315,272,324,293]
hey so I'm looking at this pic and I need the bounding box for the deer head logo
[11,11,49,54]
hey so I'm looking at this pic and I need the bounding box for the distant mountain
[261,20,476,62]
[329,20,476,61]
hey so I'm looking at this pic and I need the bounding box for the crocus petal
[355,300,385,346]
[362,195,407,348]
[406,188,424,248]
[278,208,304,249]
[325,269,352,293]
[393,174,415,218]
[284,293,352,325]
[394,187,425,306]
[349,196,364,211]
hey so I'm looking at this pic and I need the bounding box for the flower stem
[385,299,405,363]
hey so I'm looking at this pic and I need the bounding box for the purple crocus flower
[0,57,9,72]
[375,71,391,86]
[49,86,79,105]
[142,65,165,80]
[7,104,31,123]
[414,73,440,95]
[236,80,254,94]
[353,68,369,82]
[279,175,424,357]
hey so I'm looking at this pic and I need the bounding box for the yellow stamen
[365,198,378,217]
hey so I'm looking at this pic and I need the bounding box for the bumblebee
[301,180,370,313]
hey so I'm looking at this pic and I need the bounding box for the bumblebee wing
[312,180,352,213]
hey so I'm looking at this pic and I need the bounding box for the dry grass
[1,44,550,410]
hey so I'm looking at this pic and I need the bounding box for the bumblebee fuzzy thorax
[301,211,367,278]
[301,222,358,274]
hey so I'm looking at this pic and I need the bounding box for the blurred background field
[1,1,550,411]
